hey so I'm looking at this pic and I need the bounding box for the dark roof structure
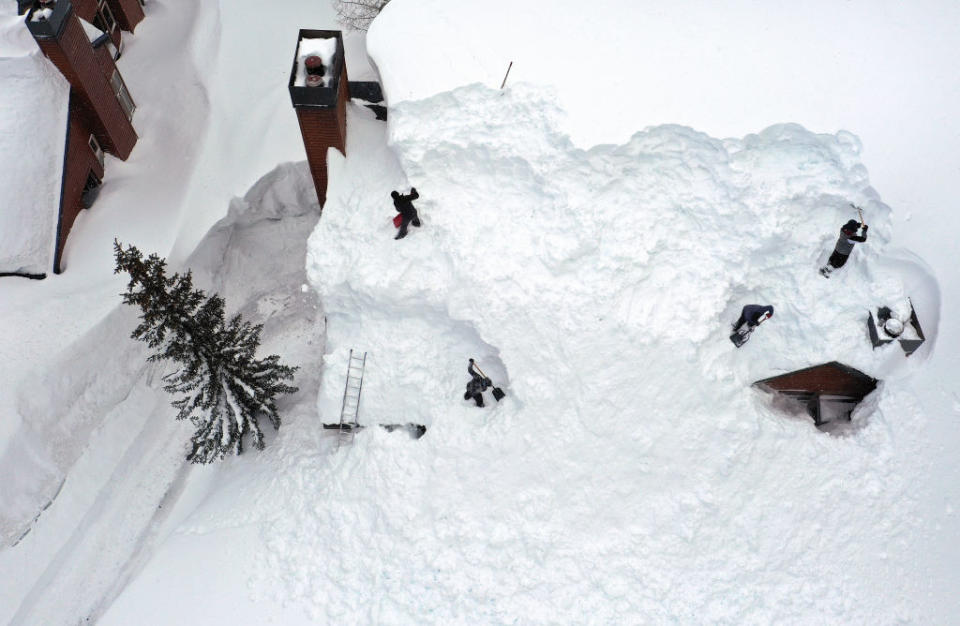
[753,361,878,427]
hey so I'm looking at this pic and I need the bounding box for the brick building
[18,0,143,51]
[1,0,139,278]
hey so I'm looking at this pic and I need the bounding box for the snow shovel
[472,362,505,401]
[393,213,403,228]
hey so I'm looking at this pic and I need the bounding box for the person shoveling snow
[463,358,504,406]
[391,187,421,240]
[730,304,774,348]
[820,212,868,277]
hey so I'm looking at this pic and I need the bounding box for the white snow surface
[0,11,69,275]
[283,83,934,623]
[1,0,959,624]
[293,35,338,87]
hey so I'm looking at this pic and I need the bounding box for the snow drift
[233,83,938,622]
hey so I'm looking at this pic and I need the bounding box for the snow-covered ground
[1,0,958,623]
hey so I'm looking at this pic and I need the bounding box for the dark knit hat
[842,219,859,233]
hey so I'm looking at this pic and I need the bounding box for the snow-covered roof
[0,10,70,275]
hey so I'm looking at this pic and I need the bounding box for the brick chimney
[288,29,349,207]
[26,0,137,159]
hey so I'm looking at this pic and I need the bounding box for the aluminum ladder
[336,349,367,449]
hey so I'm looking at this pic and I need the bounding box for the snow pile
[1,162,325,624]
[0,22,70,275]
[293,36,338,87]
[227,83,937,622]
[2,0,955,621]
[29,8,52,23]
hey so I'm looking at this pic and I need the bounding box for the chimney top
[289,29,345,109]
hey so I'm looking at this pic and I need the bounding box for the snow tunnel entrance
[753,361,878,431]
[317,308,511,449]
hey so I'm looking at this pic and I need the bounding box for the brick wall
[73,0,96,20]
[55,104,105,272]
[296,56,349,207]
[92,38,113,68]
[108,0,144,32]
[35,6,137,159]
[72,0,122,49]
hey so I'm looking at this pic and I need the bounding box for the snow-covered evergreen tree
[114,241,298,463]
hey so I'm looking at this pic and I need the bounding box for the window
[93,0,116,33]
[110,69,136,121]
[81,173,102,209]
[88,134,104,168]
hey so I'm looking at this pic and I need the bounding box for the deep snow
[1,0,959,623]
[275,83,939,623]
[0,20,69,275]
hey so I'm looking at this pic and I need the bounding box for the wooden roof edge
[752,361,877,387]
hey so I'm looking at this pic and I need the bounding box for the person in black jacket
[391,188,421,240]
[820,219,867,277]
[732,304,774,334]
[463,358,492,407]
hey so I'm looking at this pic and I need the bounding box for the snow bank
[367,0,960,256]
[257,84,937,621]
[2,161,325,624]
[2,0,953,621]
[99,161,327,626]
[293,36,338,87]
[0,51,69,275]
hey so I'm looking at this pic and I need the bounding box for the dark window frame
[109,69,136,121]
[93,0,117,33]
[88,133,104,168]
